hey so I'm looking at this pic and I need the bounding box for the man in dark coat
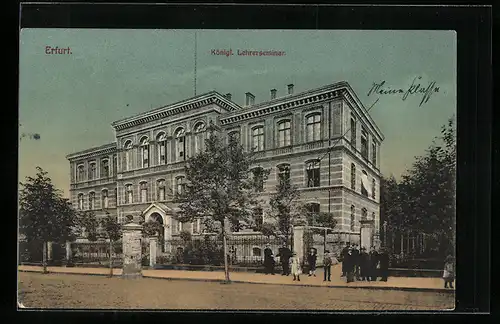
[345,246,355,283]
[263,244,275,275]
[369,246,379,281]
[278,245,292,276]
[378,247,389,281]
[359,247,369,281]
[353,244,361,280]
[340,242,350,277]
[307,248,317,276]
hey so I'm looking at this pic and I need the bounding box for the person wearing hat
[340,242,350,277]
[291,252,302,281]
[443,255,455,288]
[345,246,355,283]
[368,246,379,281]
[359,247,369,281]
[278,244,292,276]
[307,247,318,277]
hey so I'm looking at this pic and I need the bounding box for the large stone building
[66,81,384,250]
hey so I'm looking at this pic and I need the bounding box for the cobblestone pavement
[18,272,455,310]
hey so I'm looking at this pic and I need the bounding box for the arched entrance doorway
[149,212,165,253]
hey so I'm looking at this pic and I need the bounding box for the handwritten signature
[367,76,440,106]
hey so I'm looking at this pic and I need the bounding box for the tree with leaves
[174,123,269,282]
[100,212,122,277]
[19,167,77,272]
[75,210,99,242]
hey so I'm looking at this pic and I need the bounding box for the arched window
[156,133,166,165]
[101,159,109,178]
[140,137,150,168]
[277,119,291,147]
[125,184,133,204]
[114,188,117,205]
[140,182,148,203]
[252,247,262,257]
[113,155,117,175]
[277,164,290,184]
[361,208,368,220]
[351,163,356,190]
[88,162,97,180]
[361,126,369,160]
[124,140,133,171]
[252,167,265,192]
[157,179,166,201]
[306,160,320,187]
[305,203,320,225]
[78,193,84,210]
[194,122,206,154]
[252,126,264,152]
[350,205,355,231]
[361,170,370,197]
[175,128,186,161]
[89,192,95,210]
[372,178,376,199]
[306,113,321,142]
[176,176,186,195]
[101,189,109,209]
[372,141,377,165]
[77,165,85,182]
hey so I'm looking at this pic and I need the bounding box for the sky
[19,29,456,198]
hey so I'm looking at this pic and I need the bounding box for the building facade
[66,81,384,249]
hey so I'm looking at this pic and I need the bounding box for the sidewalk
[18,264,455,293]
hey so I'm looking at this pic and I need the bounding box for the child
[307,248,317,277]
[443,255,455,289]
[291,252,301,281]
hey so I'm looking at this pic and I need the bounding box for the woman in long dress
[291,252,301,281]
[443,255,455,289]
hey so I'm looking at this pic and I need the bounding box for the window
[78,193,84,210]
[157,179,166,201]
[252,247,262,257]
[157,133,166,165]
[125,184,133,204]
[306,113,321,142]
[88,162,97,180]
[350,205,355,231]
[140,137,149,168]
[77,165,85,182]
[277,164,291,185]
[175,128,186,161]
[252,126,264,152]
[194,122,206,154]
[306,203,320,225]
[89,192,95,210]
[277,120,291,147]
[361,126,368,160]
[252,167,265,192]
[372,212,375,220]
[102,190,109,209]
[126,215,133,223]
[176,176,186,195]
[113,155,117,175]
[361,208,368,220]
[101,159,110,178]
[140,182,148,203]
[124,140,133,171]
[351,163,356,190]
[361,170,370,197]
[253,208,263,229]
[114,188,117,205]
[193,218,202,234]
[306,160,320,187]
[350,117,357,148]
[372,141,377,165]
[372,178,376,199]
[228,130,240,143]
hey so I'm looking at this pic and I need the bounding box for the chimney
[270,89,277,99]
[245,92,255,106]
[287,84,294,95]
[225,93,232,101]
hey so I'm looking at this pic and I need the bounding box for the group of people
[340,242,389,283]
[263,244,321,282]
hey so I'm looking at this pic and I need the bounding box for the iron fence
[70,241,123,267]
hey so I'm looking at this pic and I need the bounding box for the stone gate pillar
[122,222,143,278]
[293,226,305,263]
[65,241,72,263]
[149,234,158,268]
[359,219,375,251]
[47,241,53,261]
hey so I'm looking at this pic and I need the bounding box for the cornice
[111,92,242,132]
[220,84,346,126]
[66,143,117,161]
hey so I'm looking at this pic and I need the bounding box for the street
[18,272,454,310]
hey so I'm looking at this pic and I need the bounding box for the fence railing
[69,241,123,267]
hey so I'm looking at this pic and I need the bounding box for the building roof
[66,142,117,161]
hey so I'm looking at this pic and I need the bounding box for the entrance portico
[142,203,173,252]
